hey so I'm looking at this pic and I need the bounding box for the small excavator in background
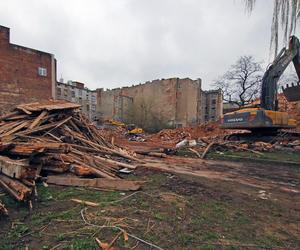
[104,119,144,135]
[220,36,300,134]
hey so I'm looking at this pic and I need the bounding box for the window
[92,104,96,111]
[86,105,90,112]
[64,89,68,97]
[78,89,82,96]
[38,67,47,77]
[71,91,75,98]
[57,88,61,96]
[211,99,216,105]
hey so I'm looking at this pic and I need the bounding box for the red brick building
[0,25,56,113]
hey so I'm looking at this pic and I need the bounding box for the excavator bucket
[282,83,300,102]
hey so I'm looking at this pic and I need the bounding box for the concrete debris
[0,100,144,205]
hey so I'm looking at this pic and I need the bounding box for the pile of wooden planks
[0,100,143,206]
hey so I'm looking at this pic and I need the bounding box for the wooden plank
[0,201,8,215]
[0,111,19,121]
[16,118,68,136]
[95,156,137,169]
[46,176,143,191]
[201,142,215,159]
[42,116,72,136]
[17,107,32,115]
[0,121,30,137]
[0,156,35,179]
[9,142,69,155]
[17,100,81,112]
[0,174,32,201]
[28,110,48,129]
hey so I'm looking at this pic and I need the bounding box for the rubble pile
[149,122,229,144]
[178,137,300,159]
[98,126,127,142]
[278,94,300,131]
[0,101,143,207]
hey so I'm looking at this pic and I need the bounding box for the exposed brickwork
[0,25,56,113]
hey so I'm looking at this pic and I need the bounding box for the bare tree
[214,55,263,107]
[245,0,300,56]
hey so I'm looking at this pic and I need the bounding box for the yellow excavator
[105,119,144,135]
[220,36,300,133]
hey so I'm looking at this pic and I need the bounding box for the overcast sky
[0,0,289,90]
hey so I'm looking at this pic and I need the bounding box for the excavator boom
[261,36,300,110]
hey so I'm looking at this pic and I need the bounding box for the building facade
[56,81,97,121]
[97,78,223,127]
[0,25,56,113]
[200,89,223,122]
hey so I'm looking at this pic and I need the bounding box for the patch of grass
[209,150,300,163]
[178,233,197,246]
[30,206,79,226]
[149,174,169,187]
[199,244,216,250]
[0,223,31,250]
[68,238,98,250]
[233,211,251,225]
[154,212,166,221]
[255,233,285,248]
[37,185,121,206]
[202,231,219,241]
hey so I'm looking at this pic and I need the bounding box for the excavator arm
[261,36,300,111]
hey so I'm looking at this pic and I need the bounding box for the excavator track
[224,130,300,143]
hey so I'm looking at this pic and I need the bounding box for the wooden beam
[28,110,48,129]
[46,175,144,191]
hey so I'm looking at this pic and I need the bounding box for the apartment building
[56,81,97,121]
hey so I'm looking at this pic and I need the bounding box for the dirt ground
[0,152,300,250]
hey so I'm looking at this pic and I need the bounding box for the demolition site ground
[1,153,300,250]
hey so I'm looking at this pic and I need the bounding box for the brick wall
[96,78,218,127]
[0,25,56,113]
